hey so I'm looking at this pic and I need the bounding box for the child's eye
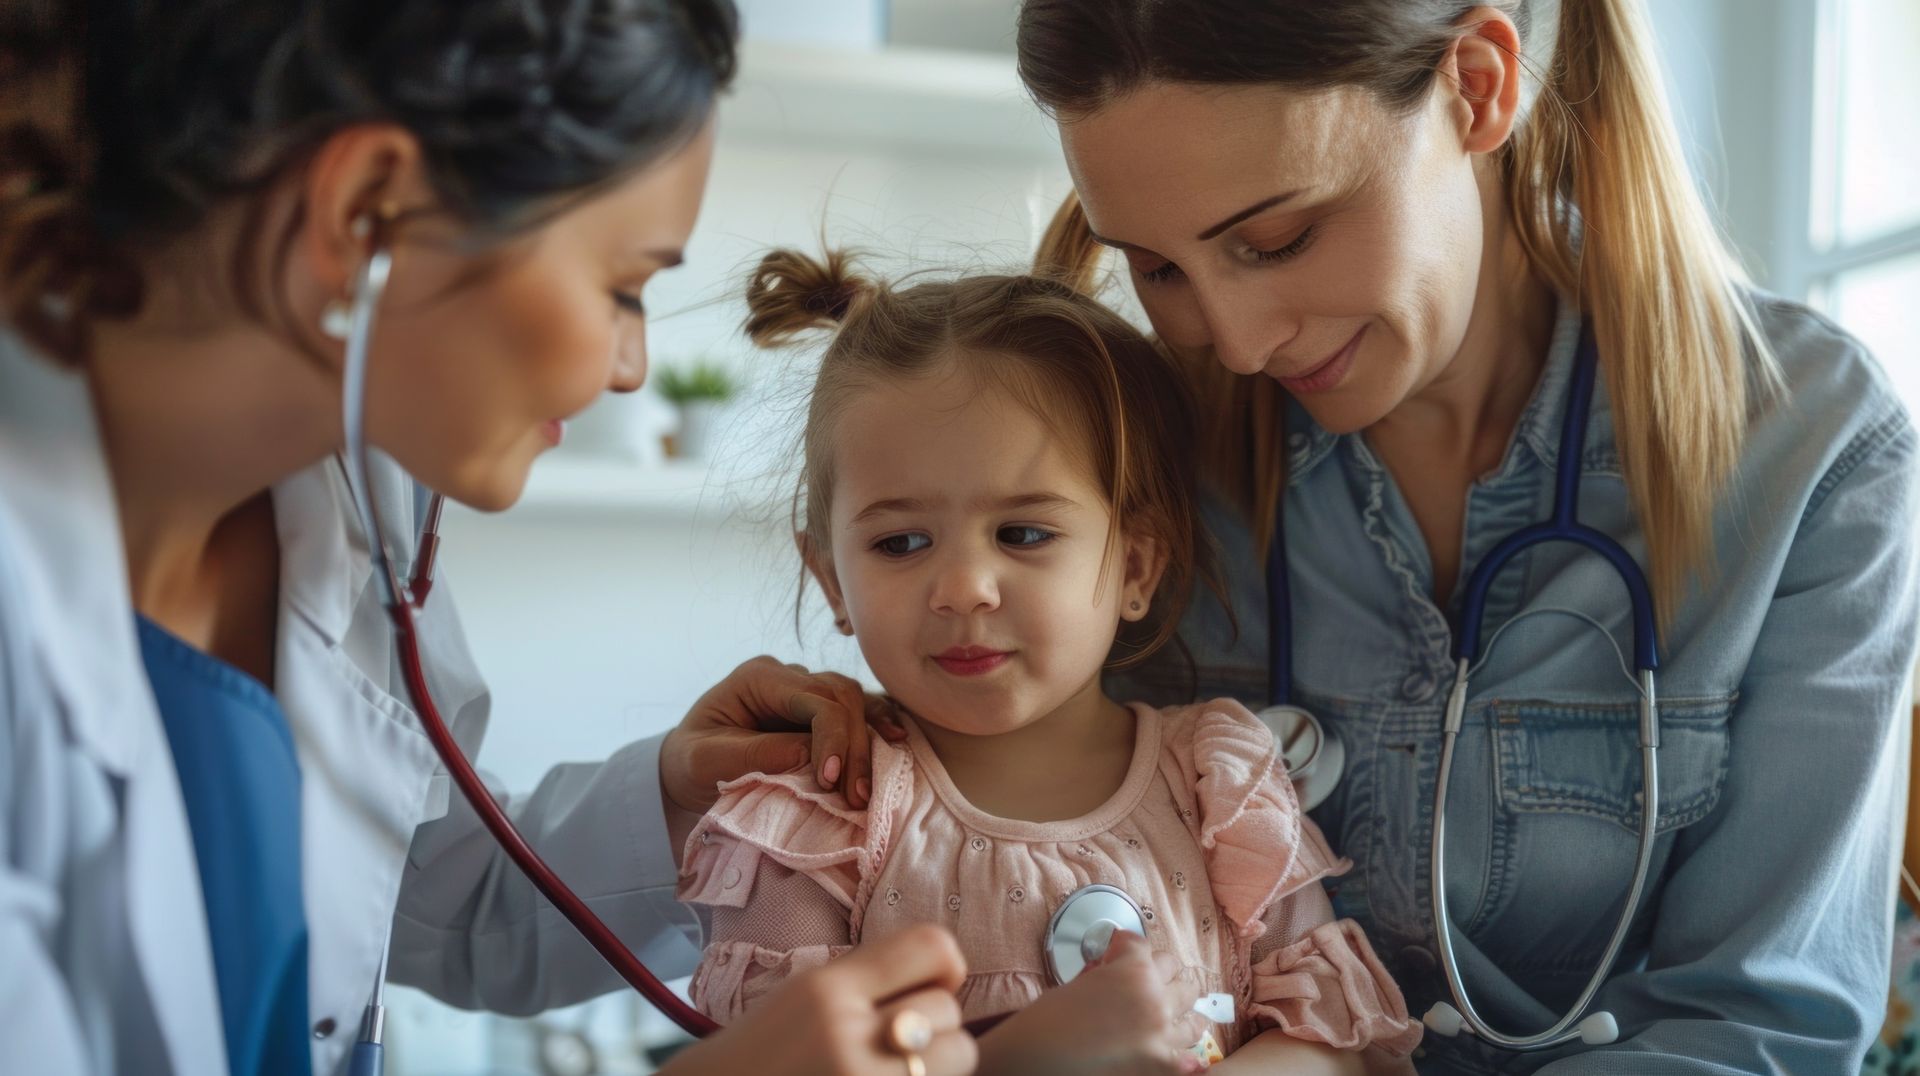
[1137,260,1183,286]
[613,290,646,317]
[874,533,931,557]
[998,526,1057,548]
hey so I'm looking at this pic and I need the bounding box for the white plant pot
[676,399,728,461]
[561,389,670,464]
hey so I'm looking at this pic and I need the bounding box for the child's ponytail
[743,247,877,348]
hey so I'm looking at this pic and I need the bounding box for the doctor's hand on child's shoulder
[976,929,1210,1076]
[662,924,977,1076]
[662,655,907,817]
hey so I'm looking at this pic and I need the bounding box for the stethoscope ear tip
[1422,1002,1465,1038]
[1576,1011,1619,1045]
[1418,1001,1619,1048]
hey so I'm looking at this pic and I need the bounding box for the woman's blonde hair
[1019,0,1774,622]
[742,244,1211,670]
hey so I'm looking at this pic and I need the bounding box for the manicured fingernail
[856,777,871,801]
[822,755,842,784]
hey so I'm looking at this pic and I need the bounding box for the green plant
[655,361,736,404]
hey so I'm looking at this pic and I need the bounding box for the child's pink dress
[677,699,1424,1056]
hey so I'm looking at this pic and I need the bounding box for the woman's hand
[662,656,906,814]
[976,930,1208,1075]
[662,925,977,1076]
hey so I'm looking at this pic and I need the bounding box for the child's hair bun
[743,247,875,348]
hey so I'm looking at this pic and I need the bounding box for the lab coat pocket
[1491,694,1736,835]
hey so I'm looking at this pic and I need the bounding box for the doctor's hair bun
[0,0,740,366]
[743,248,878,348]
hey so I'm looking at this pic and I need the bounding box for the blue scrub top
[137,617,312,1076]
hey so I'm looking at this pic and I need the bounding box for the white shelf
[721,41,1062,161]
[454,456,782,523]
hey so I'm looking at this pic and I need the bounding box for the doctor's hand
[663,656,906,815]
[975,930,1207,1076]
[662,925,977,1076]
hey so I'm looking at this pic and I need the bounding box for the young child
[676,244,1424,1069]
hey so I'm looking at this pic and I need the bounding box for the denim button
[1401,670,1436,701]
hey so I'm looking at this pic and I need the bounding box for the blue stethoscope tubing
[1268,327,1661,1052]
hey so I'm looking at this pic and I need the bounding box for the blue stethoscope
[1256,327,1660,1053]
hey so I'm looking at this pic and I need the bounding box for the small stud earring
[1129,601,1143,612]
[320,296,354,340]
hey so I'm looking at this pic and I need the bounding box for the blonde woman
[1017,0,1919,1071]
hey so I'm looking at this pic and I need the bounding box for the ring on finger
[884,1009,932,1076]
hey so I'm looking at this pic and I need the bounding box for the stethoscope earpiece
[1422,1001,1619,1048]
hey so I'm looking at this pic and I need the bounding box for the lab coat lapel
[0,338,226,1076]
[271,454,488,1073]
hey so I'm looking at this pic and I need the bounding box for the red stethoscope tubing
[391,577,1015,1039]
[386,555,721,1039]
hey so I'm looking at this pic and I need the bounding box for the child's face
[809,362,1165,737]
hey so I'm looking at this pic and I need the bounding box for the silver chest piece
[1045,884,1147,984]
[1255,705,1344,811]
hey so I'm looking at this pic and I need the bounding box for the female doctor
[0,0,1215,1072]
[1017,0,1920,1072]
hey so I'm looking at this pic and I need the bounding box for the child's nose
[929,552,1000,616]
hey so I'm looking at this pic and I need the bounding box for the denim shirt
[1113,295,1920,1073]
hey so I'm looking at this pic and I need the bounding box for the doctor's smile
[4,1,1918,1075]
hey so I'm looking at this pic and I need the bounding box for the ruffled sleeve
[1248,919,1425,1054]
[1179,700,1423,1055]
[676,732,912,1020]
[1180,700,1347,939]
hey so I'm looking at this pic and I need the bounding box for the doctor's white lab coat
[0,333,701,1075]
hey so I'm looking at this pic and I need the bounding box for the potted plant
[655,360,737,462]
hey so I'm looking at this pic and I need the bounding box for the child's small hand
[977,930,1208,1075]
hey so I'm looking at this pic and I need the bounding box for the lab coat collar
[0,332,229,1076]
[274,455,374,649]
[0,333,146,775]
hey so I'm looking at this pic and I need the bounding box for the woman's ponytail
[1507,0,1775,617]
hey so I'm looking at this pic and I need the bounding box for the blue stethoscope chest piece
[1253,705,1343,811]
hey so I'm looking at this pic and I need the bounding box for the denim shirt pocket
[1492,693,1737,834]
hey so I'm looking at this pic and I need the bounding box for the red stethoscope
[334,240,717,1074]
[333,238,1097,1073]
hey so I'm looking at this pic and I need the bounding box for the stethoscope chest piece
[1045,884,1147,985]
[1254,705,1344,811]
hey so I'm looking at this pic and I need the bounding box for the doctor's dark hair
[0,0,738,364]
[743,243,1213,673]
[1018,0,1773,622]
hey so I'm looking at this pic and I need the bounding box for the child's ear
[796,530,855,636]
[1118,529,1170,623]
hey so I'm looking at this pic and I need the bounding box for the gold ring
[885,1009,932,1076]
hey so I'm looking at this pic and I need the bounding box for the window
[1802,0,1920,412]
